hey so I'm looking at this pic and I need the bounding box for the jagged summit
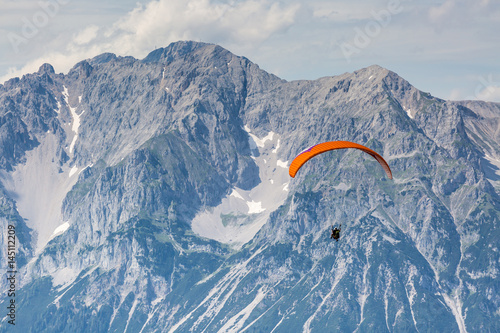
[37,63,55,74]
[354,64,389,78]
[142,40,215,63]
[88,52,118,65]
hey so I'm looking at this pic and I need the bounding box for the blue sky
[1,0,499,102]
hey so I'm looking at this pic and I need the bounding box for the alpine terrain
[0,41,499,332]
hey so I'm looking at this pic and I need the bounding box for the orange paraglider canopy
[288,141,392,179]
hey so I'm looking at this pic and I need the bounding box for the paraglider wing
[288,141,392,179]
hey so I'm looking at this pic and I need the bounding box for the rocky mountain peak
[142,40,219,64]
[353,64,389,80]
[87,52,118,65]
[37,63,55,74]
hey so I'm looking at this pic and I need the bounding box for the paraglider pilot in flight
[288,141,393,243]
[330,225,341,241]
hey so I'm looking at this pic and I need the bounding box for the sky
[1,0,499,102]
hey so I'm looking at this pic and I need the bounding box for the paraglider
[288,141,393,242]
[288,141,392,179]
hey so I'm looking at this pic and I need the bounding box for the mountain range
[0,41,499,332]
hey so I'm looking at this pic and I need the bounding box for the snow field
[191,126,290,248]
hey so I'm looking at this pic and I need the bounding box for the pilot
[330,225,341,241]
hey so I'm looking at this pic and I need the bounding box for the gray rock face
[0,41,498,332]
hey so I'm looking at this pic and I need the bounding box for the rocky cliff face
[0,41,498,332]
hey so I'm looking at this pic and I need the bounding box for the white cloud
[448,88,464,101]
[73,25,99,45]
[475,85,500,103]
[447,76,500,103]
[1,0,301,83]
[106,0,300,55]
[0,46,104,83]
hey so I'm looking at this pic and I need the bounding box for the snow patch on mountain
[272,139,281,153]
[303,258,347,332]
[219,286,267,333]
[247,200,265,214]
[52,266,78,288]
[0,132,79,251]
[169,247,265,333]
[69,166,79,177]
[62,86,84,154]
[191,128,289,248]
[52,222,70,237]
[357,254,371,327]
[230,189,244,200]
[442,293,467,333]
[54,98,61,114]
[403,106,414,119]
[124,298,140,333]
[405,264,419,330]
[277,160,288,168]
[52,266,98,308]
[382,234,400,245]
[244,125,274,149]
